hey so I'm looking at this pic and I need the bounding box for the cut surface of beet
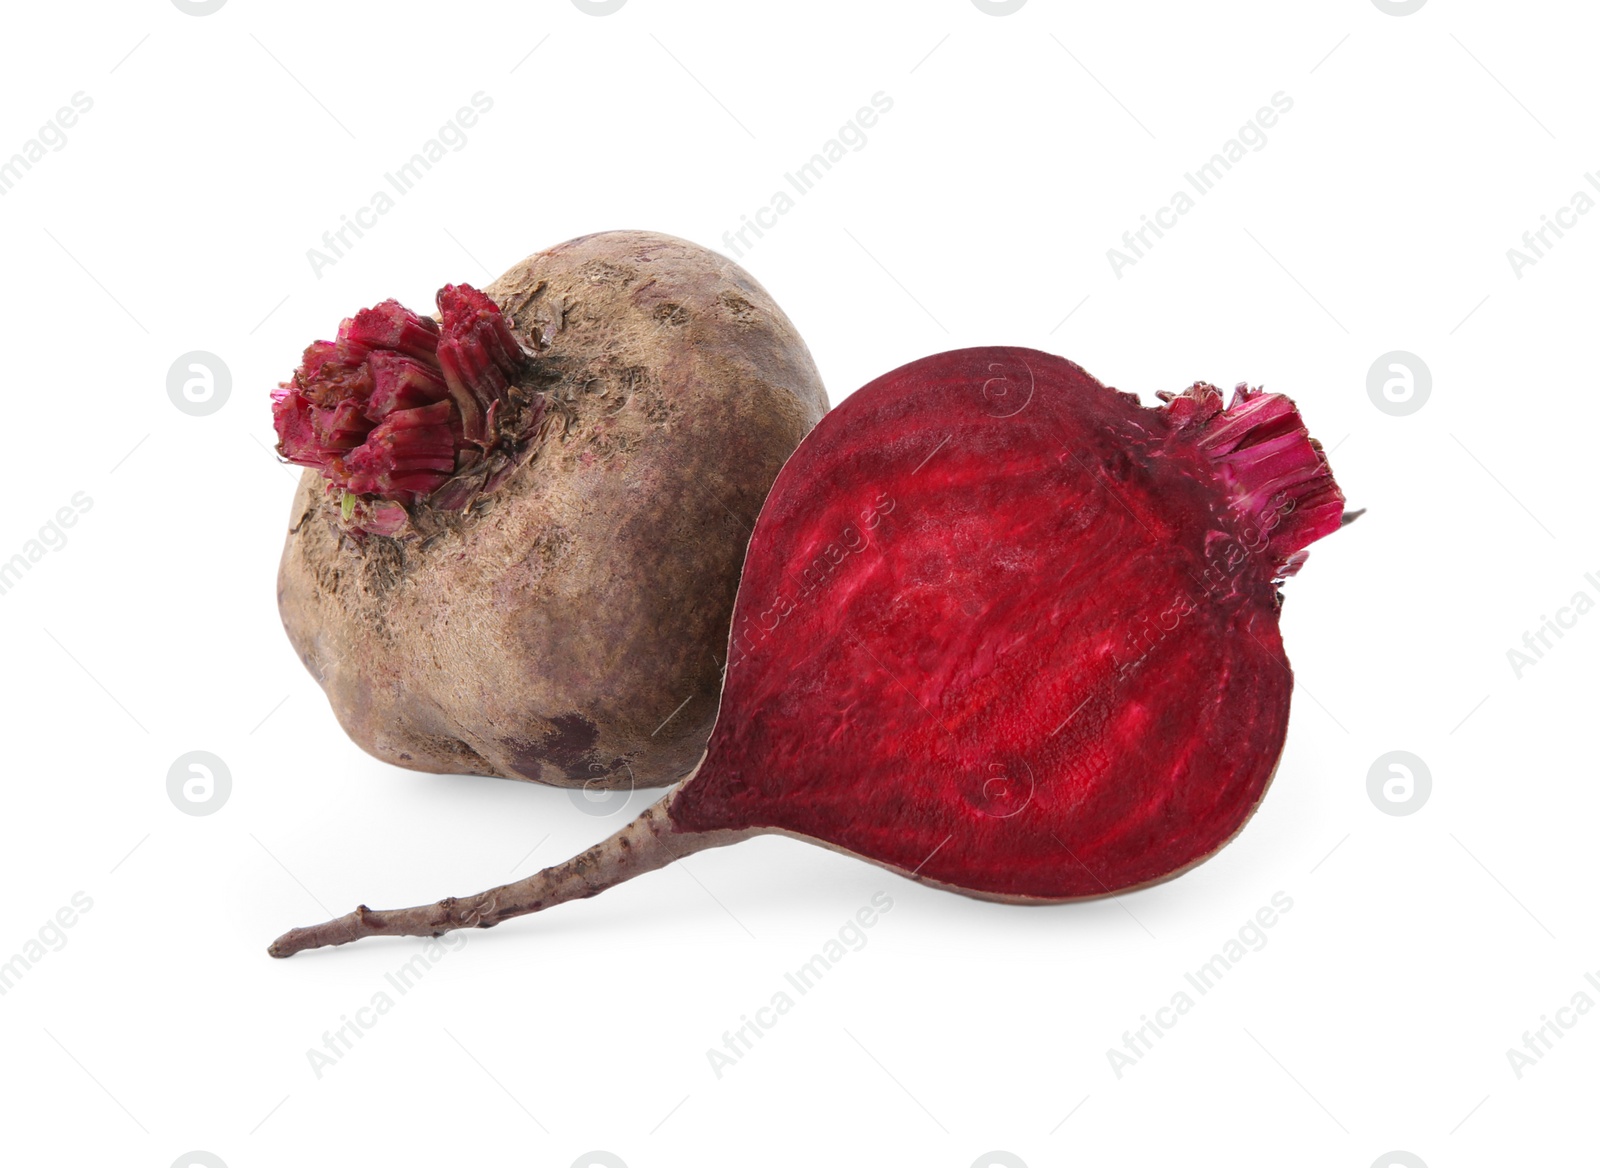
[671,348,1340,898]
[269,347,1345,957]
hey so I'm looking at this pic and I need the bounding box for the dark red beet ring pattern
[670,347,1343,900]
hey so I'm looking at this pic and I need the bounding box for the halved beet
[270,347,1346,956]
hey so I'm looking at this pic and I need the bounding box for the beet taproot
[269,346,1346,956]
[273,231,827,789]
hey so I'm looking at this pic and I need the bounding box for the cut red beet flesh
[268,347,1346,956]
[672,347,1342,898]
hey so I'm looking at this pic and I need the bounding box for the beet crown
[271,286,542,536]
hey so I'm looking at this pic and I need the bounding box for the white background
[1,1,1593,1166]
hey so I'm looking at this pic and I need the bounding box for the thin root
[267,793,747,958]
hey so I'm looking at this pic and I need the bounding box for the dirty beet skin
[275,231,828,788]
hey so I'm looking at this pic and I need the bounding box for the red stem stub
[1161,381,1345,578]
[271,284,545,537]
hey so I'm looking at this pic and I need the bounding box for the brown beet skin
[277,231,827,788]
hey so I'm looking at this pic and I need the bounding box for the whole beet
[277,231,827,788]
